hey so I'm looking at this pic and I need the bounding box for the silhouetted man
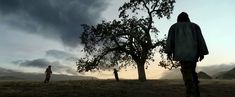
[165,12,209,97]
[113,68,119,81]
[44,65,52,83]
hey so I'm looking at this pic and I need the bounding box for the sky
[0,0,235,79]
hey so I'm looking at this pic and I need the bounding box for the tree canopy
[77,0,176,81]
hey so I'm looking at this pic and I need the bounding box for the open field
[0,79,235,97]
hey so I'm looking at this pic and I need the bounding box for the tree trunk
[137,60,146,81]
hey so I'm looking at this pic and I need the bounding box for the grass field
[0,79,235,97]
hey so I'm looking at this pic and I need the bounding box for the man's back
[168,22,202,61]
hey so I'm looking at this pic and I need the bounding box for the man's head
[177,12,190,22]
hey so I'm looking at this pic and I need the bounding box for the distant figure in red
[165,12,209,97]
[44,65,52,83]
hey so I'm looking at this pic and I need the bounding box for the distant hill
[0,67,97,81]
[216,67,235,79]
[197,71,212,79]
[0,76,25,80]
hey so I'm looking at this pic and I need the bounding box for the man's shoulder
[175,22,200,28]
[171,23,178,26]
[190,22,200,27]
[170,23,178,29]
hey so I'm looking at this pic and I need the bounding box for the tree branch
[142,0,153,48]
[152,39,165,49]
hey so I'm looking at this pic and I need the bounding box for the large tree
[77,0,175,81]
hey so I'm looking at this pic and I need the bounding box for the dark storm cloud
[0,0,108,47]
[12,58,78,75]
[46,50,76,59]
[13,59,49,68]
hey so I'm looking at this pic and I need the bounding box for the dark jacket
[165,22,209,61]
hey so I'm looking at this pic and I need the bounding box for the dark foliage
[77,0,176,81]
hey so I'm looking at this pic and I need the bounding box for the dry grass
[0,79,235,97]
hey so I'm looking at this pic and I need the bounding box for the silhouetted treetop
[77,0,176,81]
[119,0,175,19]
